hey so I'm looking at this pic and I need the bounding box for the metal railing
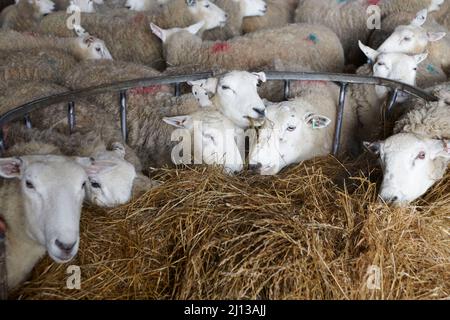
[0,71,438,156]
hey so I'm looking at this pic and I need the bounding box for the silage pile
[12,156,450,300]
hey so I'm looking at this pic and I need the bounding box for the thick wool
[163,23,345,73]
[0,0,42,31]
[0,48,77,84]
[242,0,293,34]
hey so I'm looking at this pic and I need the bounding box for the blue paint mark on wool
[307,33,319,44]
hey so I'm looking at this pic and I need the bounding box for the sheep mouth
[259,9,267,14]
[219,20,227,27]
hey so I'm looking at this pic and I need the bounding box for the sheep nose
[125,5,131,9]
[225,14,229,19]
[253,108,266,117]
[264,4,268,10]
[249,163,262,172]
[55,239,76,253]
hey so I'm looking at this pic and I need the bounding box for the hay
[11,156,450,300]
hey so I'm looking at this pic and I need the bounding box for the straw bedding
[10,155,450,300]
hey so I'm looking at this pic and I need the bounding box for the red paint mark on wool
[132,13,146,25]
[130,85,163,95]
[211,42,231,54]
[367,0,380,5]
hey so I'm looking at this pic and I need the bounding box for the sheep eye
[96,47,101,52]
[257,81,262,87]
[82,182,86,189]
[25,181,34,189]
[413,67,417,71]
[404,36,412,41]
[221,85,230,90]
[91,181,102,189]
[287,126,296,132]
[204,4,210,8]
[377,61,385,66]
[417,151,426,160]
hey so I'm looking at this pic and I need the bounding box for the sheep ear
[252,72,267,83]
[428,0,444,12]
[358,41,379,62]
[0,157,23,179]
[427,31,446,42]
[430,139,450,160]
[163,116,191,129]
[411,9,428,27]
[189,78,218,94]
[414,52,428,64]
[150,23,168,42]
[185,21,204,35]
[303,112,331,129]
[185,0,196,7]
[363,141,382,156]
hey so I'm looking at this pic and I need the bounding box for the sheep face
[365,133,450,205]
[249,100,332,175]
[76,36,113,60]
[70,0,95,13]
[234,0,267,17]
[0,155,89,263]
[359,41,428,100]
[83,143,137,208]
[30,0,55,15]
[186,0,228,30]
[377,10,446,55]
[191,84,213,107]
[164,111,244,173]
[191,71,267,129]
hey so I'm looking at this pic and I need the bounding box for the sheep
[151,22,345,74]
[349,42,429,142]
[163,108,245,173]
[364,98,450,205]
[371,9,450,76]
[38,0,227,68]
[378,0,448,17]
[241,0,292,35]
[66,69,265,168]
[248,81,358,175]
[0,0,54,31]
[0,29,112,60]
[5,125,157,206]
[202,0,267,41]
[0,142,118,290]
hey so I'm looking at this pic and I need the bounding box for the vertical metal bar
[175,83,181,97]
[0,228,7,300]
[332,83,348,157]
[284,80,290,100]
[24,114,32,129]
[119,91,127,142]
[0,129,4,156]
[386,89,399,117]
[68,101,76,134]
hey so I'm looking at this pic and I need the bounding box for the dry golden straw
[11,156,450,300]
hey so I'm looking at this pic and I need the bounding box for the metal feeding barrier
[0,71,438,156]
[0,71,440,299]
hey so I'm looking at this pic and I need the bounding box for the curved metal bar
[119,91,128,141]
[68,101,76,134]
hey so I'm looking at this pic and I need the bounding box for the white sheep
[202,0,268,41]
[376,9,449,75]
[0,0,55,31]
[242,0,293,35]
[151,21,345,73]
[38,0,227,68]
[0,144,115,290]
[0,29,112,60]
[53,0,103,12]
[163,109,245,173]
[248,81,358,175]
[125,0,180,11]
[351,41,429,141]
[364,98,450,205]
